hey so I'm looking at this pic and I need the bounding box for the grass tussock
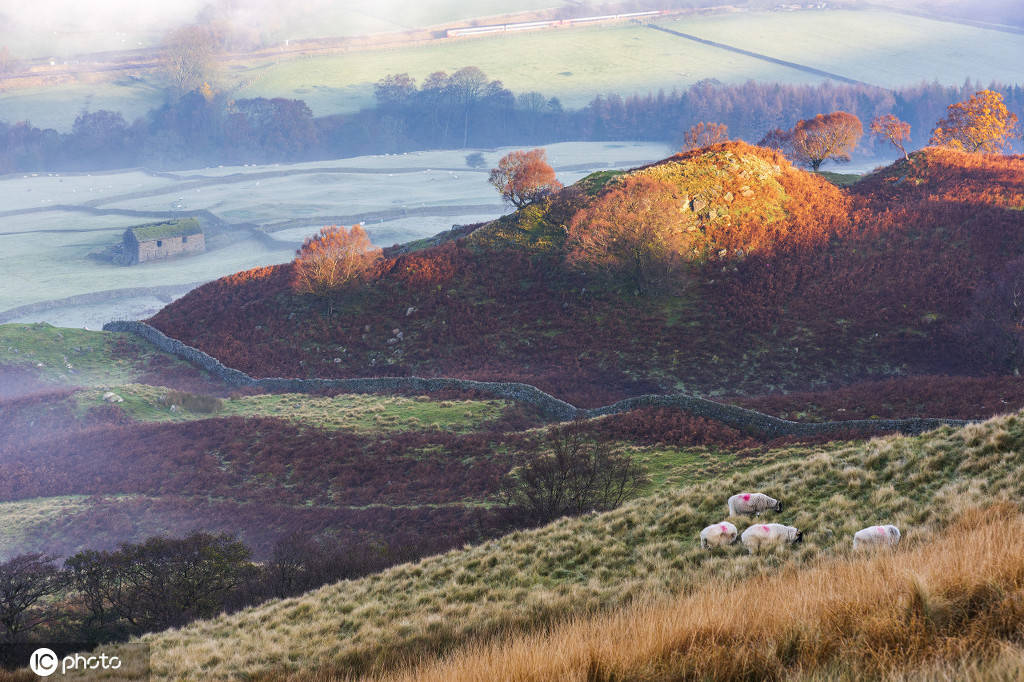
[122,411,1024,681]
[387,504,1024,682]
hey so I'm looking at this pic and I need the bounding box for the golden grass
[108,411,1024,681]
[386,504,1024,682]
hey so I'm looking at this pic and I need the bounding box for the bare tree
[162,24,219,96]
[682,121,729,151]
[0,554,64,642]
[448,66,489,147]
[501,421,648,524]
[870,114,912,160]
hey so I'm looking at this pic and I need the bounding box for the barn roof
[127,218,202,242]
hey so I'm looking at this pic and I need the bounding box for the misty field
[660,9,1024,89]
[3,8,1021,131]
[0,141,669,327]
[233,21,827,119]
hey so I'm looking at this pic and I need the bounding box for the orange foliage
[870,114,911,160]
[488,149,562,208]
[565,175,693,293]
[292,224,381,303]
[682,121,728,151]
[790,111,863,171]
[930,89,1019,153]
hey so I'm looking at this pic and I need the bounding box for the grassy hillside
[0,322,223,397]
[149,144,1024,411]
[392,506,1024,681]
[110,408,1024,680]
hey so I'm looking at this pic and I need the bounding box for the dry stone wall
[104,320,973,436]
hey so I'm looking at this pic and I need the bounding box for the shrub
[500,421,648,523]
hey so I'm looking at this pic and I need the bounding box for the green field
[75,384,509,433]
[6,9,1020,131]
[230,21,825,119]
[0,322,200,386]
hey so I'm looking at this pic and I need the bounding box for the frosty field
[0,141,671,328]
[659,10,1024,89]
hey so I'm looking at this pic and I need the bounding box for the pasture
[230,21,826,119]
[0,141,670,327]
[4,9,1021,131]
[660,9,1024,89]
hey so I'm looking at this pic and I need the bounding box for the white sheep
[852,524,901,550]
[740,523,803,554]
[727,492,782,517]
[699,521,739,549]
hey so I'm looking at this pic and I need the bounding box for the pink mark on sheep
[876,526,886,534]
[761,525,769,532]
[742,494,751,501]
[720,524,728,532]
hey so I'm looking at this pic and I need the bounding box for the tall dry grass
[386,504,1024,682]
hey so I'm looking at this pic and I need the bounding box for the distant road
[647,24,876,88]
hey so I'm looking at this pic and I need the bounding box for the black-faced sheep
[700,521,739,549]
[740,523,803,554]
[852,524,901,549]
[727,492,782,517]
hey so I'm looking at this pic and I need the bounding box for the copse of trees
[0,529,439,656]
[488,149,562,208]
[1,75,1021,173]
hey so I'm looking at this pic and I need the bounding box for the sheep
[852,524,901,550]
[699,521,739,549]
[727,492,782,517]
[740,523,803,554]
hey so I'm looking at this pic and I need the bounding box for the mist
[2,0,1020,61]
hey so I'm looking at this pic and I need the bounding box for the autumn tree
[682,121,729,151]
[870,114,912,160]
[566,175,693,295]
[930,89,1019,153]
[293,224,382,315]
[488,148,562,208]
[789,111,863,171]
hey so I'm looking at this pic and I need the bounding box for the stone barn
[119,218,205,265]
